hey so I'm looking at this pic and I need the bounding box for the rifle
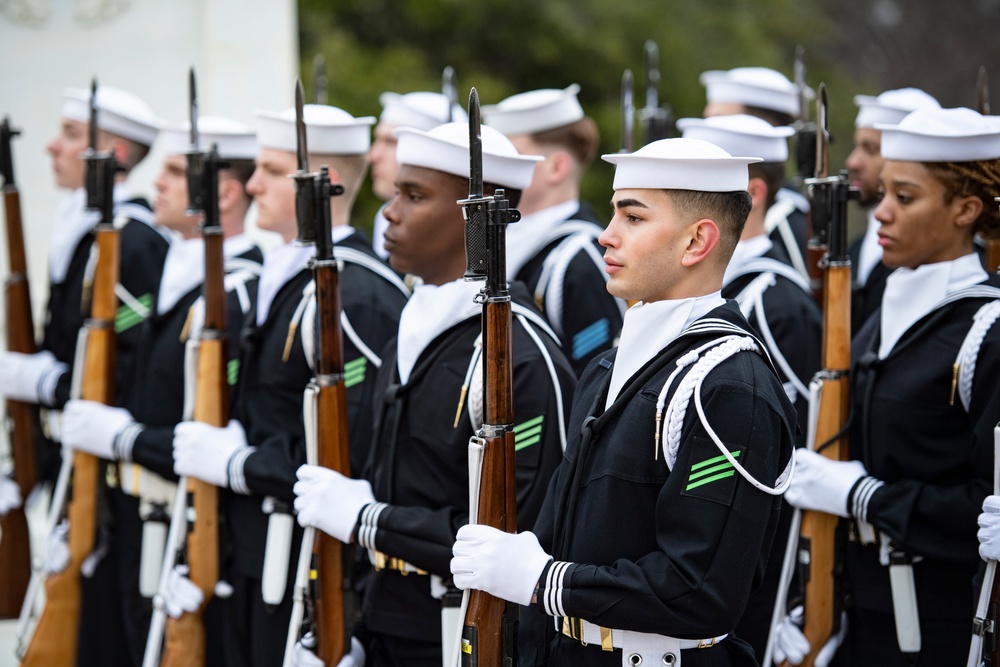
[782,84,857,667]
[978,66,1000,274]
[0,115,36,620]
[283,78,352,666]
[19,78,121,666]
[805,84,832,304]
[638,40,673,145]
[968,427,1000,667]
[459,87,521,667]
[793,45,818,186]
[149,68,228,667]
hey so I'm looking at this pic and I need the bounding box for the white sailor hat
[676,114,794,163]
[253,104,375,155]
[602,138,762,191]
[62,85,160,145]
[854,88,940,129]
[157,116,258,160]
[394,121,543,190]
[699,67,809,117]
[878,107,1000,162]
[481,84,585,136]
[378,91,467,131]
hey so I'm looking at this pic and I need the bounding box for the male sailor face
[369,121,400,201]
[382,164,466,285]
[846,126,884,208]
[46,118,90,190]
[153,153,202,238]
[874,159,981,270]
[246,147,298,243]
[600,188,721,304]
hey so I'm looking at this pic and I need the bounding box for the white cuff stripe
[543,560,573,618]
[37,363,68,407]
[227,446,256,495]
[357,502,388,551]
[113,422,144,462]
[852,476,884,525]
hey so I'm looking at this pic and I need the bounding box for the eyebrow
[886,178,923,190]
[612,197,649,210]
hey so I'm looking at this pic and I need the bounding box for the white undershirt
[856,209,882,287]
[396,279,481,385]
[504,200,580,276]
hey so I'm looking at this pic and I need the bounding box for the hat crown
[62,85,160,145]
[879,107,1000,162]
[602,138,762,191]
[482,84,585,135]
[253,104,375,154]
[423,121,520,156]
[677,114,793,162]
[378,91,466,130]
[158,115,257,159]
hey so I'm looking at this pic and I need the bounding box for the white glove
[62,399,135,460]
[293,465,374,543]
[451,524,552,606]
[0,350,67,405]
[0,475,22,516]
[294,634,365,667]
[772,606,846,667]
[44,519,70,575]
[979,495,1000,561]
[784,449,867,517]
[163,564,204,618]
[173,419,249,488]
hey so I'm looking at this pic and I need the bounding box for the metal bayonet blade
[468,88,483,199]
[295,78,309,173]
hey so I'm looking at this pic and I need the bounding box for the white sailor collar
[157,233,258,315]
[723,235,773,286]
[505,200,581,276]
[396,279,481,385]
[855,209,882,287]
[607,291,726,409]
[879,252,987,359]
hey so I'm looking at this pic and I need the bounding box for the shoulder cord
[763,197,809,282]
[733,271,810,401]
[298,282,383,372]
[534,226,614,335]
[956,299,1000,412]
[654,334,793,495]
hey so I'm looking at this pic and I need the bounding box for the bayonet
[620,69,634,153]
[639,41,672,144]
[185,68,206,216]
[442,66,458,123]
[314,54,328,106]
[979,65,991,116]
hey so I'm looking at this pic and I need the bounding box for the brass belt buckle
[562,617,585,644]
[697,636,719,648]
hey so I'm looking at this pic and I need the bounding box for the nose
[246,169,262,196]
[383,194,400,225]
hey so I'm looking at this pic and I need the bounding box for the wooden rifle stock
[160,229,226,667]
[1,117,36,620]
[21,225,119,666]
[460,88,519,667]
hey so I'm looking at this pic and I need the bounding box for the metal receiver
[0,117,19,187]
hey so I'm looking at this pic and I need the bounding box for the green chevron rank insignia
[115,292,153,333]
[681,439,743,506]
[513,415,544,451]
[344,357,367,389]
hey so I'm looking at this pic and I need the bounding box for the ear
[546,150,572,186]
[109,137,129,165]
[681,218,721,267]
[747,177,768,210]
[217,177,242,214]
[952,194,983,230]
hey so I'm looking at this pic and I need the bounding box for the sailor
[58,116,263,666]
[0,85,169,484]
[846,88,941,334]
[169,102,408,666]
[292,120,575,667]
[779,107,1000,666]
[483,84,625,375]
[699,66,812,279]
[369,90,466,260]
[451,137,796,667]
[679,113,822,661]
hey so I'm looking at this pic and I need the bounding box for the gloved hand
[772,606,846,667]
[293,634,366,667]
[784,449,867,517]
[44,519,70,575]
[293,465,374,543]
[451,524,552,606]
[163,564,204,618]
[979,495,1000,561]
[0,475,22,516]
[173,419,249,488]
[62,399,135,460]
[0,351,67,405]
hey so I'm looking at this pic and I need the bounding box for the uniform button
[627,653,642,666]
[661,653,677,665]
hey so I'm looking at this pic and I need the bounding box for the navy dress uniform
[293,121,576,667]
[782,107,1000,667]
[451,138,796,667]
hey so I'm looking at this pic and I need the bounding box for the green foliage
[298,0,862,235]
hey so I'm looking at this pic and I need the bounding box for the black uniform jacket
[360,282,576,642]
[227,232,408,580]
[527,301,796,667]
[513,203,624,377]
[846,274,1000,620]
[128,246,264,479]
